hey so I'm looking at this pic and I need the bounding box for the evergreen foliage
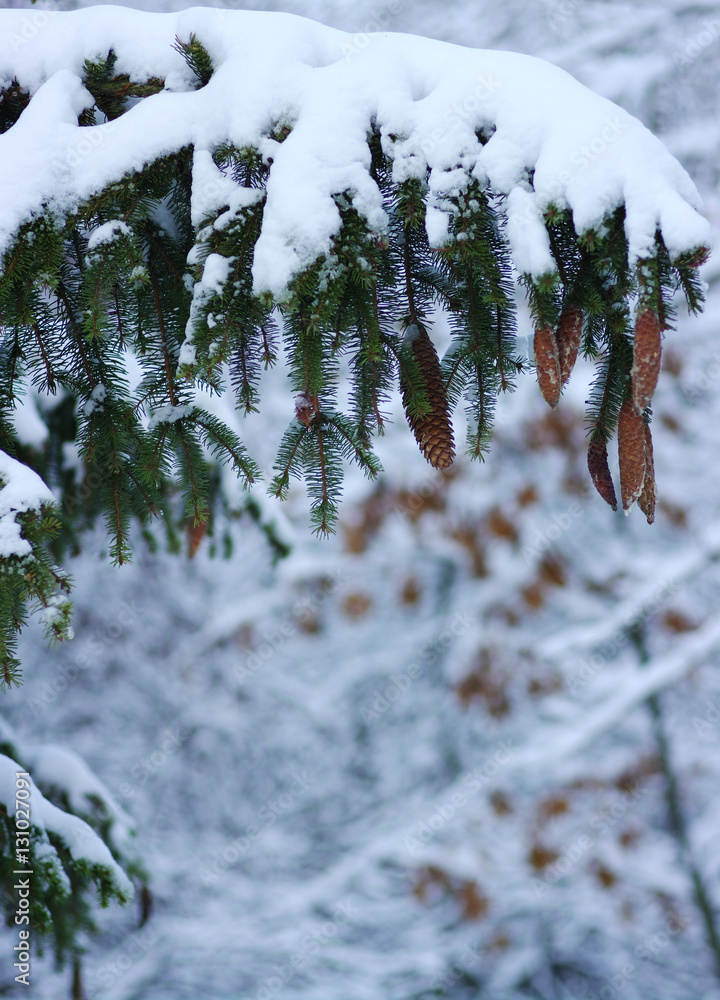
[0,495,71,685]
[0,34,708,673]
[0,739,140,994]
[0,8,713,998]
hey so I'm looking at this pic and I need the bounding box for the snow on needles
[0,450,54,559]
[0,6,711,295]
[0,753,133,899]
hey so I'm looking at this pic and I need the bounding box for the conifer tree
[0,8,712,988]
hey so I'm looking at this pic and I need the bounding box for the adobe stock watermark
[673,19,720,69]
[417,74,501,159]
[404,740,519,854]
[521,502,581,563]
[105,724,190,813]
[691,694,720,739]
[584,909,689,1000]
[13,772,32,988]
[359,608,478,724]
[532,779,648,897]
[253,899,359,1000]
[200,770,316,885]
[391,416,517,522]
[565,579,679,697]
[7,8,51,51]
[425,940,483,994]
[86,926,158,999]
[392,469,450,519]
[61,454,123,520]
[234,569,346,684]
[339,0,407,61]
[545,0,583,32]
[28,599,146,716]
[682,352,720,405]
[51,119,119,177]
[525,117,628,216]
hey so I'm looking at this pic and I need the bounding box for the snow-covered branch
[0,7,710,296]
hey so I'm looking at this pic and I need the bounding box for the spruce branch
[172,34,215,88]
[82,50,164,121]
[0,58,710,640]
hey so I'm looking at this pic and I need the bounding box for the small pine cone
[632,309,662,412]
[637,422,656,525]
[587,438,618,511]
[295,393,319,427]
[401,324,455,470]
[557,306,583,386]
[534,327,561,408]
[187,516,208,558]
[618,400,647,511]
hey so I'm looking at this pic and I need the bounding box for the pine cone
[401,324,455,470]
[534,327,561,408]
[187,516,208,558]
[632,309,662,412]
[637,422,656,525]
[295,393,320,427]
[618,400,646,511]
[587,438,618,511]
[557,306,583,386]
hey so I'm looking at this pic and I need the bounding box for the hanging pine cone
[401,323,455,470]
[618,400,647,511]
[294,392,320,427]
[557,306,583,386]
[632,308,662,412]
[534,327,561,407]
[187,516,208,559]
[587,438,618,511]
[637,422,656,525]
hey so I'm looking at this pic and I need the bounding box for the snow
[21,743,135,842]
[0,751,133,899]
[38,595,73,638]
[180,251,234,367]
[10,388,49,448]
[147,402,194,429]
[519,613,720,768]
[83,382,107,416]
[536,527,720,659]
[0,6,711,303]
[0,450,54,558]
[199,253,231,295]
[402,322,420,344]
[3,2,720,998]
[190,148,263,228]
[87,219,131,250]
[506,186,555,276]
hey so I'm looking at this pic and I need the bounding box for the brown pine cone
[295,392,320,427]
[632,309,662,412]
[401,324,455,470]
[187,516,208,558]
[587,438,618,511]
[618,400,647,511]
[637,422,656,525]
[534,327,561,408]
[557,306,583,386]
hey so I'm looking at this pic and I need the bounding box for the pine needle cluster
[0,40,708,668]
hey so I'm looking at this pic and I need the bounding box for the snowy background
[3,0,720,998]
